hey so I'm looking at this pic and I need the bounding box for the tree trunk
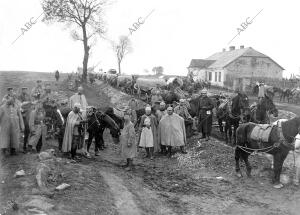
[118,60,121,75]
[82,24,89,83]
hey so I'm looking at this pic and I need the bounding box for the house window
[218,72,221,82]
[208,72,212,81]
[215,72,217,82]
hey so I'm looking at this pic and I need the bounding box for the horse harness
[237,122,296,154]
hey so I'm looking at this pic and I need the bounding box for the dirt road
[0,73,300,214]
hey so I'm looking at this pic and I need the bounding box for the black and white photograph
[1,0,300,214]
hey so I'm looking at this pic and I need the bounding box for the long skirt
[139,127,153,148]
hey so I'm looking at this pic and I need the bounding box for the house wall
[226,56,283,79]
[188,67,225,86]
[188,68,206,81]
[206,68,225,87]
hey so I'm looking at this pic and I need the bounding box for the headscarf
[74,103,81,108]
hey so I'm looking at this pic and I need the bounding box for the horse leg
[273,150,289,188]
[228,123,233,145]
[241,151,252,177]
[218,118,223,133]
[235,147,242,177]
[224,122,229,143]
[233,122,238,145]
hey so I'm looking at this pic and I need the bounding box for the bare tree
[112,36,132,74]
[152,66,164,76]
[42,0,108,83]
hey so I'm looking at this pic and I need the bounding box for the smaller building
[187,46,284,91]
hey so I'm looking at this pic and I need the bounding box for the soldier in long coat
[197,89,214,140]
[0,97,24,155]
[28,106,47,153]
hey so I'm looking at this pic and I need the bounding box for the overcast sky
[0,0,299,77]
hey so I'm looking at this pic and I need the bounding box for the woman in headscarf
[121,112,137,171]
[139,117,154,159]
[138,106,158,159]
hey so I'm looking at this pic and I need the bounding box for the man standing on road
[31,80,44,102]
[198,88,214,141]
[62,103,85,160]
[158,106,187,157]
[0,96,24,156]
[27,106,47,153]
[18,87,32,152]
[69,86,89,157]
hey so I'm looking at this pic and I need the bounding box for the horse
[250,96,278,124]
[59,107,121,153]
[235,117,300,188]
[216,92,250,144]
[280,88,293,103]
[86,108,121,153]
[161,91,180,105]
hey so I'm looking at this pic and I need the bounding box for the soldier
[31,80,44,101]
[198,88,214,141]
[2,87,15,105]
[18,87,32,152]
[18,87,31,103]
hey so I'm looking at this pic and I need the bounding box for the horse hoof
[273,183,284,189]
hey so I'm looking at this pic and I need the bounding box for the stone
[14,170,25,178]
[36,163,51,190]
[24,198,55,211]
[39,149,55,161]
[55,183,71,191]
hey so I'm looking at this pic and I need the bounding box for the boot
[122,158,129,168]
[125,159,133,171]
[10,148,17,156]
[160,145,166,154]
[168,146,172,158]
[144,147,150,158]
[180,146,187,154]
[150,147,154,160]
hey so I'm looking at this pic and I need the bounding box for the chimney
[222,48,226,52]
[229,46,235,51]
[240,45,244,49]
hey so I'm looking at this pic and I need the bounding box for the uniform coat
[197,96,214,136]
[0,104,24,149]
[28,108,47,150]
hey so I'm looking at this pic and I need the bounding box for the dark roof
[206,47,284,70]
[188,59,215,69]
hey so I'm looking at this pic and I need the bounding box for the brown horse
[235,117,300,188]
